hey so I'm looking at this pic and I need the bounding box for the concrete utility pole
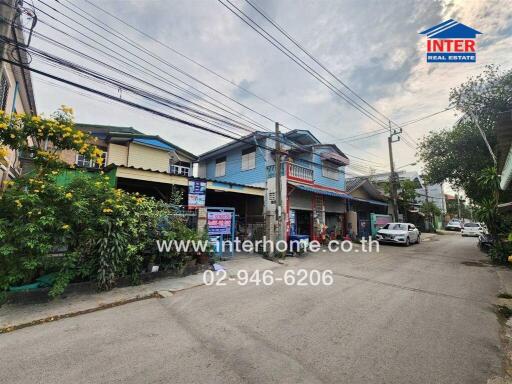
[388,120,401,222]
[425,184,430,231]
[274,122,282,245]
[457,193,462,219]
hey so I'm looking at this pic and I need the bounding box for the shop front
[287,182,350,241]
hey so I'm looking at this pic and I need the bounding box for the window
[322,161,339,180]
[383,223,407,231]
[169,161,190,176]
[0,71,10,111]
[215,157,226,177]
[241,147,256,171]
[76,150,106,169]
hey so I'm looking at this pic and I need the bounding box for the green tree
[418,65,512,204]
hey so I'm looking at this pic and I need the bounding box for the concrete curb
[0,292,161,334]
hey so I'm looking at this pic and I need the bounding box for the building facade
[0,0,37,186]
[198,129,352,242]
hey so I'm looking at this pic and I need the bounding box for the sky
[25,0,512,180]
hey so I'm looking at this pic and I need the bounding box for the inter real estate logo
[419,19,482,63]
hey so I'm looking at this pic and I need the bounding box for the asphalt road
[0,234,504,384]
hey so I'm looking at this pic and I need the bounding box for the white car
[376,223,420,246]
[445,219,462,231]
[461,222,484,237]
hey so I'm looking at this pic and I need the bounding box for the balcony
[170,164,190,176]
[287,162,314,182]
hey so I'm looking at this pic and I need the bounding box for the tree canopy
[418,65,512,204]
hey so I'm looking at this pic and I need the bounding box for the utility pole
[388,120,401,222]
[457,193,462,219]
[425,184,430,231]
[274,122,282,246]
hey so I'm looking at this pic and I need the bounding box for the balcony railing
[288,162,314,182]
[170,164,190,176]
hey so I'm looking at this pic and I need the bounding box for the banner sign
[207,211,232,235]
[188,179,206,208]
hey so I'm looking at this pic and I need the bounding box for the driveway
[0,234,504,384]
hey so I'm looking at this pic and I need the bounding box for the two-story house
[58,124,265,221]
[198,129,351,241]
[59,124,197,201]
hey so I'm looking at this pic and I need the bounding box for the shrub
[0,107,206,297]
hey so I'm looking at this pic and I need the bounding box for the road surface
[0,234,504,384]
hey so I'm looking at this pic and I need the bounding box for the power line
[3,1,388,174]
[23,0,388,168]
[77,0,385,166]
[34,0,275,133]
[217,0,391,129]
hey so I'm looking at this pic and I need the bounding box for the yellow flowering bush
[0,170,189,298]
[0,107,103,171]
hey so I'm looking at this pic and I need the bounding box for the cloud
[29,0,512,174]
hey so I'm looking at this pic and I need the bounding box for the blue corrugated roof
[133,138,174,151]
[351,197,388,207]
[291,183,351,199]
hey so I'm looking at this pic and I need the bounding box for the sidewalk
[0,256,281,332]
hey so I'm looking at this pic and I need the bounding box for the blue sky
[29,0,512,177]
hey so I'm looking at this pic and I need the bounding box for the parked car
[445,219,463,231]
[461,222,484,237]
[376,223,420,246]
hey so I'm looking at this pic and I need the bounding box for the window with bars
[76,151,106,169]
[0,71,10,111]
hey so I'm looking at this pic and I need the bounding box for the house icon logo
[419,19,482,63]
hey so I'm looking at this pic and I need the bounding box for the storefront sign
[207,211,232,235]
[188,179,206,208]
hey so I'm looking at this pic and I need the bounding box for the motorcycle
[478,233,494,253]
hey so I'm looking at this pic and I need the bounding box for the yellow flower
[33,189,40,193]
[10,134,15,139]
[61,105,74,115]
[65,192,73,199]
[0,123,7,129]
[15,199,22,208]
[61,224,70,230]
[102,208,113,213]
[51,171,58,175]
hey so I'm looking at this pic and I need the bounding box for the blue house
[198,129,352,241]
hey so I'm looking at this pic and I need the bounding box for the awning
[350,197,389,207]
[289,183,351,199]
